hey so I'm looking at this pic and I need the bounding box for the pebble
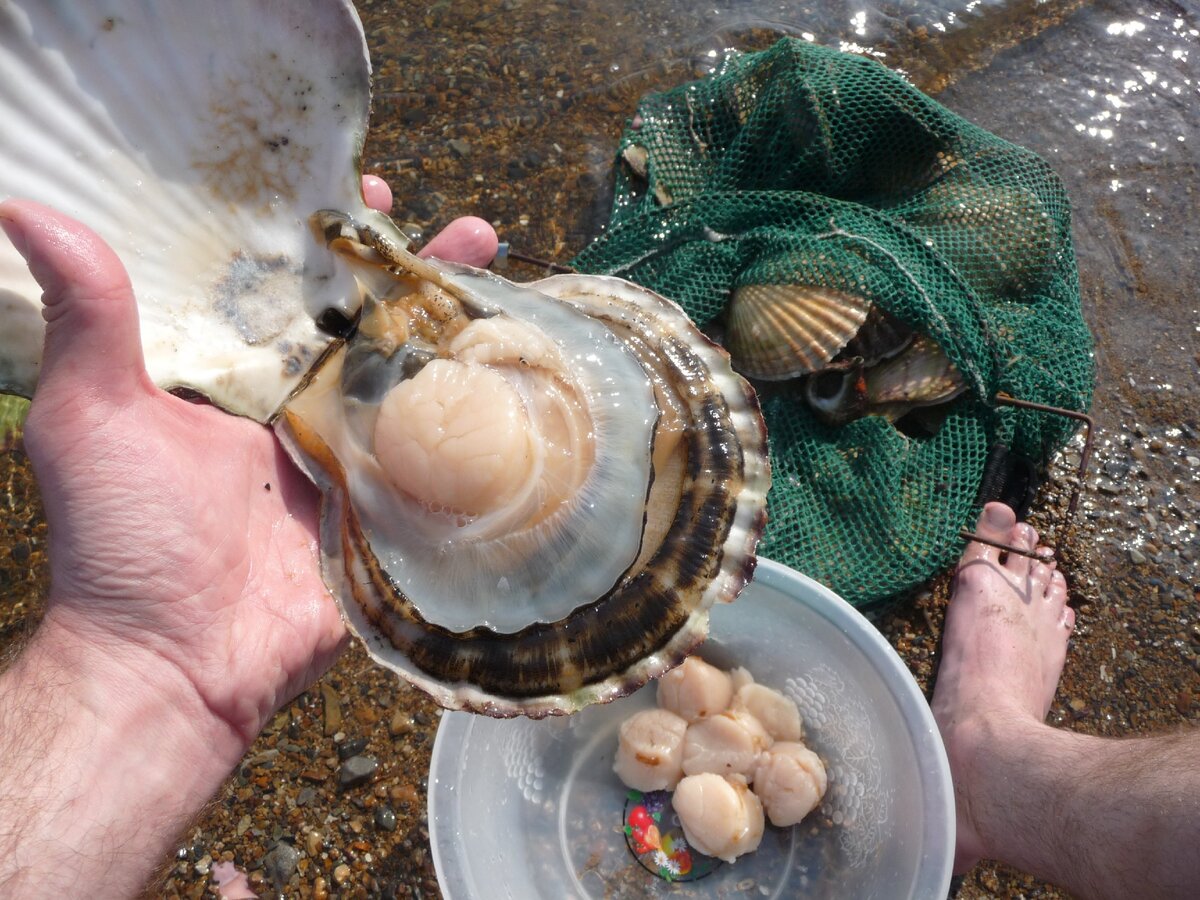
[313,876,330,900]
[263,841,300,890]
[390,782,420,807]
[1130,547,1148,564]
[337,736,369,760]
[321,682,342,736]
[374,804,398,832]
[389,709,415,736]
[333,863,352,886]
[337,755,379,791]
[1176,688,1193,715]
[305,829,323,858]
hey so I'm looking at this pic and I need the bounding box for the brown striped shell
[724,282,872,381]
[805,332,964,425]
[864,332,964,409]
[277,212,770,718]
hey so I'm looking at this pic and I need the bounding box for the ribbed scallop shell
[805,333,963,426]
[840,305,914,367]
[725,283,872,381]
[899,180,1057,297]
[0,0,374,420]
[864,333,964,407]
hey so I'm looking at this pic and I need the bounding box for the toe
[959,502,1015,567]
[1049,570,1071,617]
[1029,557,1054,596]
[1004,522,1040,576]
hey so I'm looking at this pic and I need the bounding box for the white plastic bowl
[429,557,954,898]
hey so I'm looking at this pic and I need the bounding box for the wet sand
[1,0,1197,897]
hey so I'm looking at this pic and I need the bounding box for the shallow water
[1,0,1198,896]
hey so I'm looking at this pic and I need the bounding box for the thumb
[0,199,147,401]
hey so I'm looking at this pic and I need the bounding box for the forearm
[0,608,250,898]
[967,714,1200,899]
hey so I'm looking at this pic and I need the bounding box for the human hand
[0,175,496,896]
[1,175,498,745]
[0,177,496,900]
[2,178,497,689]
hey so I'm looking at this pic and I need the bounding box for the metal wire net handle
[958,393,1095,560]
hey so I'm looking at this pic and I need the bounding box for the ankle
[940,706,1049,861]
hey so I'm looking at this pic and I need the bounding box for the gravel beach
[1,0,1197,897]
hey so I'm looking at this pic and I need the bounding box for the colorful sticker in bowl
[622,789,722,882]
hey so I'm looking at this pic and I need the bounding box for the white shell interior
[0,0,375,421]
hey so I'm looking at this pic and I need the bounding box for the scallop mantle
[0,0,771,717]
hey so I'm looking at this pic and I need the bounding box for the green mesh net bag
[572,38,1093,608]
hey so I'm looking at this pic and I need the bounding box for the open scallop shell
[805,332,964,425]
[864,333,964,408]
[280,216,769,715]
[0,0,374,420]
[0,0,770,717]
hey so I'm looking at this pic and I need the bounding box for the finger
[419,216,499,268]
[362,174,393,213]
[959,502,1015,568]
[0,199,146,400]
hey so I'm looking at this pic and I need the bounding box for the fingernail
[0,214,29,260]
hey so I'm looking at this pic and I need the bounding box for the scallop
[864,332,964,407]
[729,666,755,692]
[613,708,689,792]
[805,332,964,426]
[731,683,803,742]
[673,773,765,864]
[724,282,872,380]
[839,305,914,366]
[752,741,828,828]
[656,656,735,723]
[900,179,1058,296]
[0,0,770,717]
[681,708,773,780]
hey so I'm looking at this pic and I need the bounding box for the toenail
[983,504,1010,529]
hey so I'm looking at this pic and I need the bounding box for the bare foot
[931,502,1074,871]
